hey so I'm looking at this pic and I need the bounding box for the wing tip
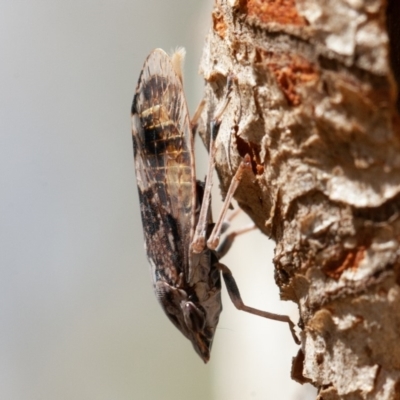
[170,47,186,84]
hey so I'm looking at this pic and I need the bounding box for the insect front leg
[207,154,252,251]
[191,75,235,254]
[190,98,206,132]
[216,262,300,345]
[209,207,256,259]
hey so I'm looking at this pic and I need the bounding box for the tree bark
[199,0,400,398]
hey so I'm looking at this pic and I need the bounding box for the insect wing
[131,49,195,285]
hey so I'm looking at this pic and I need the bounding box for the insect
[131,48,299,362]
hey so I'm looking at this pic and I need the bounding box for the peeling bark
[199,0,400,398]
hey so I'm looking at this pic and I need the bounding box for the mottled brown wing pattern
[131,49,195,285]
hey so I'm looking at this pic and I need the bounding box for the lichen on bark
[199,0,400,398]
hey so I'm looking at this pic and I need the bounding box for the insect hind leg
[216,262,300,344]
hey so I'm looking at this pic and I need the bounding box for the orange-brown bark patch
[323,246,366,280]
[247,0,306,26]
[212,9,227,39]
[265,52,319,106]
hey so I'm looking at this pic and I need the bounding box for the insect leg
[190,99,206,131]
[213,207,243,250]
[215,223,256,259]
[206,154,252,250]
[216,262,300,344]
[191,75,235,253]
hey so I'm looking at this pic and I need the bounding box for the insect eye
[183,302,205,332]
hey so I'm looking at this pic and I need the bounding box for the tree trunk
[199,0,400,398]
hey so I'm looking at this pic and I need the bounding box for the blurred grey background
[0,1,316,399]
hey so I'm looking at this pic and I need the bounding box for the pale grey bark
[199,0,400,398]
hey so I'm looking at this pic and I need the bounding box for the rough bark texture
[198,0,400,398]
